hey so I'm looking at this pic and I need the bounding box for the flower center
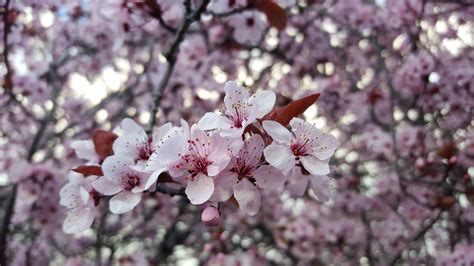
[122,175,141,190]
[137,140,153,160]
[181,138,213,179]
[291,138,310,157]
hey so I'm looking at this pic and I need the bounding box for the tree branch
[146,0,210,133]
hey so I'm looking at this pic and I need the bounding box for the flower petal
[300,156,330,176]
[185,174,214,205]
[262,120,292,144]
[250,90,276,118]
[253,165,287,190]
[210,172,239,202]
[263,144,295,172]
[197,112,226,131]
[109,191,142,214]
[102,155,135,183]
[63,208,95,234]
[287,167,309,196]
[223,81,250,111]
[92,176,123,196]
[233,179,261,216]
[309,175,332,202]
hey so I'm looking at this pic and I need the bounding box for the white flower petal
[63,208,95,234]
[287,168,309,196]
[263,144,295,172]
[309,175,332,202]
[92,176,123,195]
[233,179,261,216]
[300,156,330,176]
[253,165,287,190]
[109,191,142,214]
[102,155,135,183]
[210,172,239,202]
[251,90,276,118]
[197,112,226,131]
[185,174,214,205]
[223,81,250,111]
[262,120,292,144]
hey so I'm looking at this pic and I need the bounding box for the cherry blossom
[198,81,275,138]
[92,155,150,214]
[59,172,100,234]
[147,121,238,204]
[211,134,286,215]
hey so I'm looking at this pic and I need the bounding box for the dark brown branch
[146,0,210,133]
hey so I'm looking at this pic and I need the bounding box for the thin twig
[146,0,210,133]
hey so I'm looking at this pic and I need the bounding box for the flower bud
[201,206,220,227]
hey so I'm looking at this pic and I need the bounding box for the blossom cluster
[61,81,337,233]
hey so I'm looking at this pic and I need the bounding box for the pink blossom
[228,11,267,45]
[262,118,337,201]
[59,172,100,234]
[92,155,150,214]
[198,81,275,138]
[113,118,172,169]
[147,121,238,204]
[211,135,287,215]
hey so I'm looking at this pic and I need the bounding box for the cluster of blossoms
[2,0,473,264]
[61,81,337,233]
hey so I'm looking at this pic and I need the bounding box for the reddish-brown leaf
[92,130,118,160]
[72,165,103,177]
[255,0,287,30]
[264,93,320,126]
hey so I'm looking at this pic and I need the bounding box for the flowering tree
[1,0,473,265]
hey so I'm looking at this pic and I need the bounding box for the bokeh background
[1,0,473,265]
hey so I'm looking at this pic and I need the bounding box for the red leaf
[254,0,287,30]
[264,93,321,126]
[92,130,118,160]
[72,165,104,177]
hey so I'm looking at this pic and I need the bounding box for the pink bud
[448,156,458,165]
[203,243,214,253]
[415,158,425,168]
[201,206,220,227]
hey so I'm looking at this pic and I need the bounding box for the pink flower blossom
[60,172,100,234]
[147,121,238,204]
[198,81,275,138]
[113,118,171,169]
[92,155,150,214]
[262,118,337,201]
[228,11,267,45]
[210,135,286,215]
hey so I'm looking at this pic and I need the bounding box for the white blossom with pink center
[198,81,275,138]
[228,11,267,45]
[113,118,171,169]
[210,135,287,215]
[59,172,101,234]
[92,155,150,214]
[146,121,239,205]
[262,118,337,201]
